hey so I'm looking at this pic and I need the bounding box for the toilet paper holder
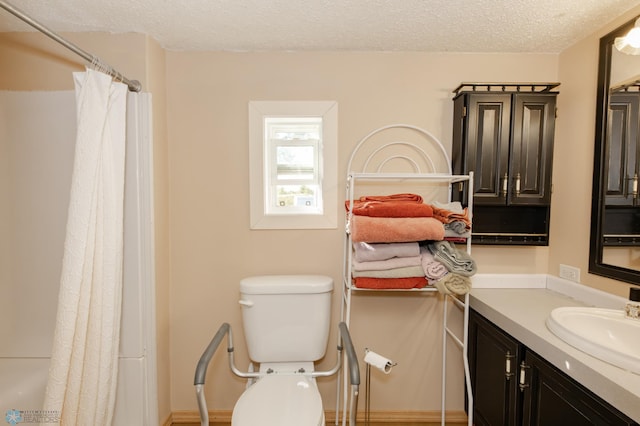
[364,348,396,374]
[363,348,396,426]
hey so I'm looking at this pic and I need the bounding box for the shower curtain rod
[0,0,142,92]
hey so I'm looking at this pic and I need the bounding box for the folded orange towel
[350,201,434,218]
[350,216,445,243]
[353,276,428,289]
[432,205,471,227]
[345,193,434,218]
[356,193,423,203]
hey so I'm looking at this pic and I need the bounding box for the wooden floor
[179,420,452,426]
[179,422,458,426]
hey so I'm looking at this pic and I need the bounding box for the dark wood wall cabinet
[452,83,559,245]
[603,91,640,246]
[468,309,638,426]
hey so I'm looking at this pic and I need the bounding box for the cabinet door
[605,93,640,206]
[469,310,522,426]
[521,350,637,426]
[465,94,512,205]
[509,94,556,205]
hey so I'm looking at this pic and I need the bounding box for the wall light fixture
[615,17,640,55]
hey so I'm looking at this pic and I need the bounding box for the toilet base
[232,373,324,426]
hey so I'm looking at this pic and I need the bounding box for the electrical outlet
[559,264,581,283]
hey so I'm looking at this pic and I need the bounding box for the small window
[249,101,337,229]
[266,117,322,215]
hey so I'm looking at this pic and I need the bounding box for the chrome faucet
[625,287,640,320]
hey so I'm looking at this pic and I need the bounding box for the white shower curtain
[43,68,128,426]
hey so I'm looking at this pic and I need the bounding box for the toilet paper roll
[364,350,394,374]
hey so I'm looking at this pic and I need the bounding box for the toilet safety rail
[194,322,360,426]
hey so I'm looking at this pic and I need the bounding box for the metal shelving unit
[337,124,474,426]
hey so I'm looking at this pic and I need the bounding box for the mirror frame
[589,16,640,285]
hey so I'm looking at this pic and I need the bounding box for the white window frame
[249,101,338,229]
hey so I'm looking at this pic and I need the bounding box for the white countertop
[469,275,640,422]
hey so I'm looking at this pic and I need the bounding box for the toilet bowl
[231,276,333,425]
[232,373,324,426]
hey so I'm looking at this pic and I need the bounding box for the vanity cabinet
[468,308,521,425]
[468,309,638,426]
[452,84,558,245]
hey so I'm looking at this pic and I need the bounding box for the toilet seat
[232,374,324,426]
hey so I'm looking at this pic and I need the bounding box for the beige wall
[0,31,172,422]
[164,50,558,413]
[553,4,640,298]
[0,32,145,90]
[3,4,640,419]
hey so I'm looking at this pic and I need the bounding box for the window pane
[276,145,315,180]
[267,117,322,141]
[275,185,319,208]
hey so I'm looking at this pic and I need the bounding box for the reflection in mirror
[614,18,640,55]
[590,16,640,285]
[603,44,640,271]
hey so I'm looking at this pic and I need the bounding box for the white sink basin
[546,307,640,375]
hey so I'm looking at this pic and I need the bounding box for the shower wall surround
[0,90,157,425]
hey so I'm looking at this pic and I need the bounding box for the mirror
[590,16,640,285]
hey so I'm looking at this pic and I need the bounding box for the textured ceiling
[1,0,640,52]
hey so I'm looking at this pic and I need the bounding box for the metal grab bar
[194,321,360,426]
[194,323,230,386]
[194,322,231,426]
[339,322,360,386]
[338,322,360,425]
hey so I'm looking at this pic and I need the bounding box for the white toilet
[231,275,333,426]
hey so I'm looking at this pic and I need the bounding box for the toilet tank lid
[240,275,333,294]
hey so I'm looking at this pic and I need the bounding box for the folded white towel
[353,241,420,262]
[352,265,425,278]
[436,273,472,295]
[420,246,448,280]
[352,255,422,271]
[433,200,464,214]
[429,241,477,277]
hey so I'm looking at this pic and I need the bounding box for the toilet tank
[239,275,333,363]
